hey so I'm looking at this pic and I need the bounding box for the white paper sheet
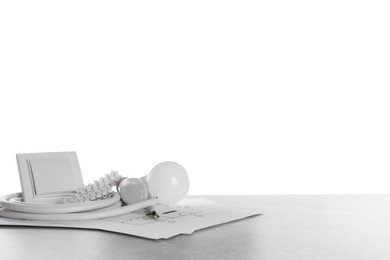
[0,199,261,239]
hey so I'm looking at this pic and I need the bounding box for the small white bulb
[117,178,149,205]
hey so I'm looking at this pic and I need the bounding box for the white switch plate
[16,151,84,204]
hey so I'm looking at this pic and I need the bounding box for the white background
[0,1,389,195]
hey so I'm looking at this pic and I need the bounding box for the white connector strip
[62,171,123,203]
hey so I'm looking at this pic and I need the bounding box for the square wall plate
[16,151,84,204]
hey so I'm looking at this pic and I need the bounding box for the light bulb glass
[117,178,149,205]
[145,161,189,205]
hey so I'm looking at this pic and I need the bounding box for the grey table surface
[1,195,390,260]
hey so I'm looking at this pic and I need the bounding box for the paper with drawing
[0,199,260,239]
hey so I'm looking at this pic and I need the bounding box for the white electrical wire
[1,192,121,214]
[0,192,159,221]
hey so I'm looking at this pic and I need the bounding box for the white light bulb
[143,161,189,205]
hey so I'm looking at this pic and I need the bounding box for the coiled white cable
[0,192,159,221]
[1,192,121,214]
[0,170,160,221]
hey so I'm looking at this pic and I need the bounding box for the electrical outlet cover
[16,151,84,204]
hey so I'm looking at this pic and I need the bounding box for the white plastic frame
[16,151,84,204]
